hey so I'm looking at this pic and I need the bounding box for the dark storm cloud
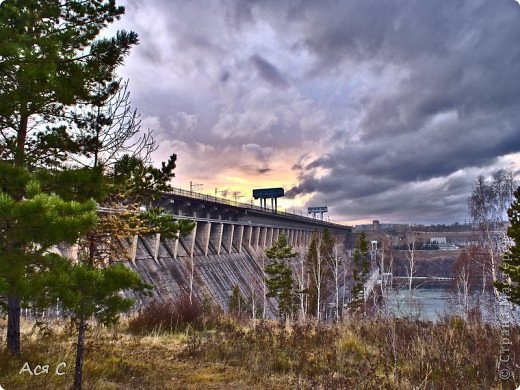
[253,0,520,221]
[301,116,520,184]
[117,0,520,223]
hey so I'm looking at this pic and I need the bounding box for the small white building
[430,236,447,244]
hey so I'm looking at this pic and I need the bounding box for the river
[377,278,519,324]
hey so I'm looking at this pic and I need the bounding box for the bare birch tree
[405,230,417,293]
[307,229,334,321]
[261,253,268,319]
[293,252,308,321]
[377,235,394,317]
[309,237,324,320]
[468,170,516,297]
[325,241,343,321]
[456,260,471,319]
[452,247,483,320]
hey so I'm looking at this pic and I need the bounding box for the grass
[0,312,518,389]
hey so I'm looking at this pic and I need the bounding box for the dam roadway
[158,187,350,234]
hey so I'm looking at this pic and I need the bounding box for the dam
[121,188,352,318]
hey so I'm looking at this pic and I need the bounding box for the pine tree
[0,0,138,167]
[0,3,196,369]
[495,186,520,304]
[0,164,97,355]
[350,231,369,311]
[41,258,150,390]
[111,153,179,207]
[265,234,296,321]
[36,159,193,389]
[306,236,319,315]
[0,0,138,355]
[228,285,248,317]
[31,159,189,389]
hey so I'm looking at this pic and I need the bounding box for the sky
[111,0,520,225]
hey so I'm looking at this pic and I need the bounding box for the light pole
[232,191,243,204]
[190,181,203,193]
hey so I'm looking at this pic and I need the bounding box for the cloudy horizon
[111,0,520,225]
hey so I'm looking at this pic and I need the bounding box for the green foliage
[351,231,370,310]
[36,166,109,203]
[321,228,334,258]
[0,2,192,371]
[265,234,296,320]
[25,125,81,169]
[111,154,177,205]
[139,207,195,239]
[228,285,248,317]
[43,259,150,325]
[0,162,32,199]
[265,234,297,263]
[0,0,138,166]
[306,237,319,314]
[495,186,520,304]
[0,163,97,305]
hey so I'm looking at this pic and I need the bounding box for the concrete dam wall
[123,220,330,318]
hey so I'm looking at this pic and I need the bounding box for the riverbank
[0,315,518,389]
[391,249,461,278]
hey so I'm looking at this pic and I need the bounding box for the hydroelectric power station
[122,187,351,317]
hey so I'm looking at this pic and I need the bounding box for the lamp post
[190,181,203,193]
[232,192,243,205]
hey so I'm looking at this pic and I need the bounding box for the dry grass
[0,318,256,390]
[184,316,520,389]
[0,315,517,389]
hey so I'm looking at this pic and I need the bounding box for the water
[377,278,518,323]
[381,285,455,321]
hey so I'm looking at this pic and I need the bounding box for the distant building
[373,220,380,231]
[430,236,447,244]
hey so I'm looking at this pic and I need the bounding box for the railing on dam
[165,186,350,230]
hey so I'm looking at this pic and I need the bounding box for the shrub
[128,294,204,334]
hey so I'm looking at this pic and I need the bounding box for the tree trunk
[334,265,340,321]
[15,115,28,166]
[7,294,21,356]
[251,288,256,320]
[485,226,500,299]
[262,256,267,319]
[7,114,28,356]
[74,317,87,390]
[407,235,416,293]
[315,249,322,321]
[189,256,194,304]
